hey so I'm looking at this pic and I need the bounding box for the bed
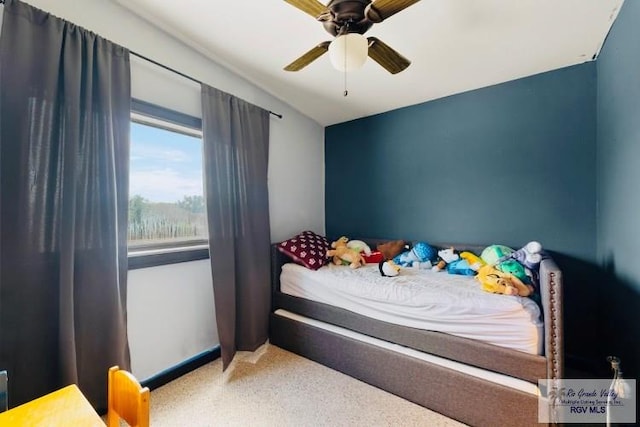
[269,238,563,426]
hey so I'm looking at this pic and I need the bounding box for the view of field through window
[128,121,207,248]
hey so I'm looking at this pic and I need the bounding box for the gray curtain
[201,85,271,370]
[0,0,131,409]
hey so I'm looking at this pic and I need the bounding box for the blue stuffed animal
[394,242,437,267]
[446,259,477,276]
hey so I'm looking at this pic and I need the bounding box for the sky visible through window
[128,121,206,246]
[130,122,203,203]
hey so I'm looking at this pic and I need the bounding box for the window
[128,100,209,268]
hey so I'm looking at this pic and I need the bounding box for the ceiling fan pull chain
[344,35,348,97]
[344,70,348,97]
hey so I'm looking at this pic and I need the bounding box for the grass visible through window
[128,119,207,251]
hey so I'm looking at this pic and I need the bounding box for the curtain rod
[130,51,283,119]
[0,0,283,118]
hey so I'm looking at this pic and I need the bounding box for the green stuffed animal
[480,244,515,265]
[497,259,529,283]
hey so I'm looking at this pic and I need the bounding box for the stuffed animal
[347,239,372,256]
[362,251,384,264]
[480,244,515,265]
[459,251,485,271]
[394,242,436,268]
[326,237,366,269]
[331,236,349,249]
[432,247,460,272]
[476,264,533,297]
[379,260,401,277]
[501,241,543,270]
[377,240,408,261]
[446,259,476,276]
[497,259,529,283]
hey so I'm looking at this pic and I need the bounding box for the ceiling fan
[283,0,421,74]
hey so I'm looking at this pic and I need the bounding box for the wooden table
[0,384,104,426]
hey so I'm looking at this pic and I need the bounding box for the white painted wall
[127,260,217,380]
[20,0,325,379]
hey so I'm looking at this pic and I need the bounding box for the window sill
[128,245,209,270]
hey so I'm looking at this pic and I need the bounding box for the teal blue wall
[596,0,640,377]
[326,63,597,261]
[326,3,640,378]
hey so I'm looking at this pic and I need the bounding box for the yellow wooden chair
[107,366,150,427]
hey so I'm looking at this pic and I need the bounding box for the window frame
[128,99,208,269]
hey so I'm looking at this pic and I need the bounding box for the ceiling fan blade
[284,41,331,71]
[366,0,421,23]
[367,37,411,74]
[284,0,328,19]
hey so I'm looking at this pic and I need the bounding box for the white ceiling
[116,0,623,126]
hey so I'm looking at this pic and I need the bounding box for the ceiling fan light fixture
[328,33,368,72]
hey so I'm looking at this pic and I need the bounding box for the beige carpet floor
[149,344,466,427]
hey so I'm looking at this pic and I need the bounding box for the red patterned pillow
[278,231,329,270]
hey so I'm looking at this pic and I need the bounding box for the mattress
[280,262,543,355]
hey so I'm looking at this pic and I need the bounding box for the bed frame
[269,240,563,426]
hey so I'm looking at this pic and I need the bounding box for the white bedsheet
[280,263,543,355]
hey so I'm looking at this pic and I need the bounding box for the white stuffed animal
[346,239,372,255]
[432,248,460,272]
[503,241,543,270]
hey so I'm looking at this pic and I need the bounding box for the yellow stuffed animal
[476,264,533,297]
[460,251,485,271]
[326,236,366,269]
